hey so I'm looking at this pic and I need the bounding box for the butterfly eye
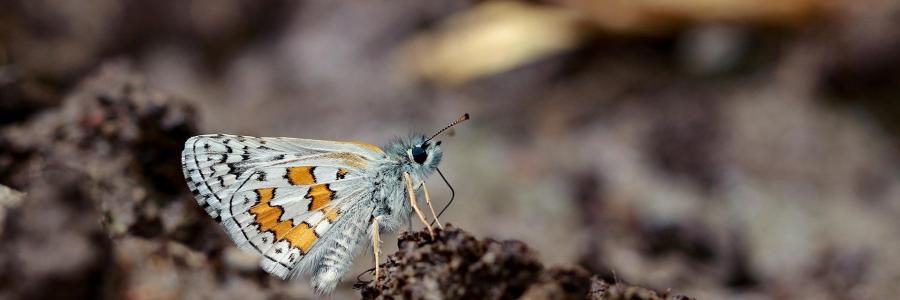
[411,146,427,164]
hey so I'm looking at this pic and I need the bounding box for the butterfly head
[385,135,443,175]
[409,136,443,167]
[387,113,469,177]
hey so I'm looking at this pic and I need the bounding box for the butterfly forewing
[181,134,380,278]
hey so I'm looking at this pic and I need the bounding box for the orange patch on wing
[250,187,318,251]
[307,184,333,210]
[286,166,316,185]
[337,168,349,179]
[347,141,384,154]
[321,152,368,169]
[285,166,340,222]
[323,207,339,222]
[250,188,282,233]
[283,223,318,252]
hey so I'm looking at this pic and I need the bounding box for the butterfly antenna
[430,168,455,227]
[424,113,470,143]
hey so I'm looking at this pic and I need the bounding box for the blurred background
[1,0,900,299]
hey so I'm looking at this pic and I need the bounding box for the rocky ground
[359,225,693,300]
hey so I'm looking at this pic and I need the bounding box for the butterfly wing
[181,134,383,278]
[182,134,383,221]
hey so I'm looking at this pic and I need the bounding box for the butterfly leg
[420,183,444,229]
[371,215,383,282]
[413,181,443,229]
[404,172,434,238]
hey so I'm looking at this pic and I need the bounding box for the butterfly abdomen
[308,207,370,293]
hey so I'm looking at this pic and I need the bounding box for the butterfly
[181,114,469,293]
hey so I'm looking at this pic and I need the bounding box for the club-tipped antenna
[424,113,470,144]
[430,168,454,227]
